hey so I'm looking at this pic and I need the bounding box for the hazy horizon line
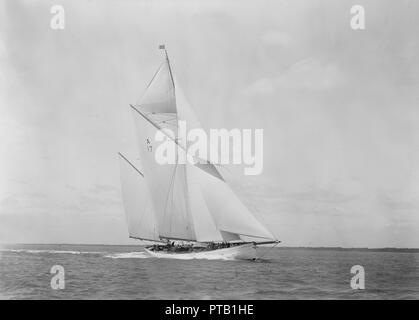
[1,243,418,251]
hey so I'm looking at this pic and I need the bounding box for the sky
[0,0,418,247]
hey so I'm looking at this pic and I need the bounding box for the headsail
[118,153,160,242]
[190,164,275,240]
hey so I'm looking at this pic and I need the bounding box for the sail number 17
[146,139,152,152]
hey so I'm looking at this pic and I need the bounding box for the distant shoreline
[277,247,419,253]
[1,243,418,253]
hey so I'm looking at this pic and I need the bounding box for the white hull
[144,243,258,260]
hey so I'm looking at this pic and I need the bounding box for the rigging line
[137,61,166,104]
[129,236,164,244]
[163,48,176,90]
[156,117,177,124]
[118,152,144,177]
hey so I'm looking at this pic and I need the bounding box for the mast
[160,45,196,242]
[159,44,175,89]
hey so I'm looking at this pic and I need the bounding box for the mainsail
[131,104,196,241]
[120,46,276,243]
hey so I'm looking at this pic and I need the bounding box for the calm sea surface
[0,244,418,299]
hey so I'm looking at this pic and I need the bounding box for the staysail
[124,46,276,243]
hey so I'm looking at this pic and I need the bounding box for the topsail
[120,46,276,243]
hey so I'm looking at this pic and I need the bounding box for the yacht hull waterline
[144,243,259,260]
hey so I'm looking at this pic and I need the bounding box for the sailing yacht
[118,45,279,260]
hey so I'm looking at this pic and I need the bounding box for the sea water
[0,244,418,299]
